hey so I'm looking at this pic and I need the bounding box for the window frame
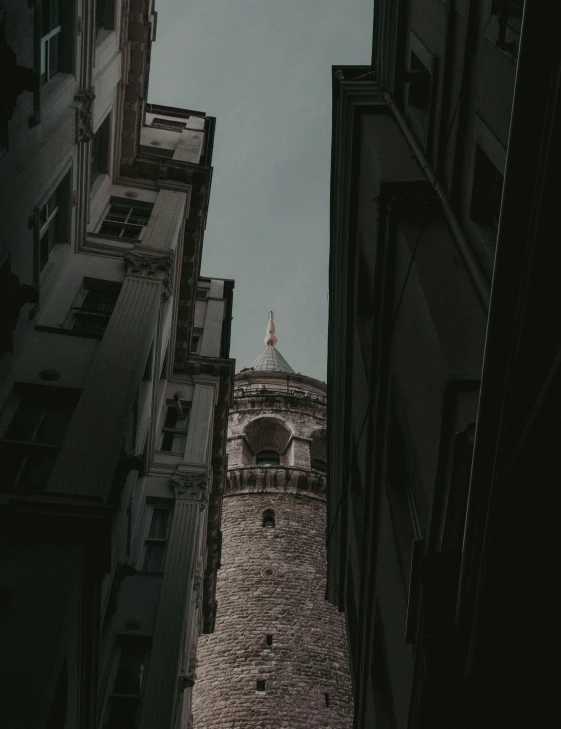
[405,32,438,154]
[141,504,173,574]
[0,384,79,493]
[63,277,122,338]
[101,637,151,729]
[95,198,154,242]
[158,399,190,454]
[91,114,112,190]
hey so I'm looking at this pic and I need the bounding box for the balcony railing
[234,385,326,406]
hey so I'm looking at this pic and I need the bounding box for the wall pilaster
[138,472,209,729]
[47,250,174,498]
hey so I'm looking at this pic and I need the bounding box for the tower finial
[264,311,277,346]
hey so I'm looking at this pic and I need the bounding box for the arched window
[256,450,280,466]
[262,510,275,528]
[311,458,327,473]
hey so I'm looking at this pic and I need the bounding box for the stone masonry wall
[192,490,353,729]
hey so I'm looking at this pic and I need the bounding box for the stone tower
[192,314,353,729]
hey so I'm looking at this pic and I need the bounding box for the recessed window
[104,637,150,729]
[66,277,121,337]
[470,144,504,257]
[152,117,186,131]
[256,680,266,693]
[0,385,78,492]
[262,510,275,528]
[91,115,111,187]
[160,399,190,453]
[191,327,203,355]
[256,450,280,466]
[266,634,273,647]
[40,0,62,85]
[325,693,330,708]
[95,0,115,36]
[97,199,154,241]
[196,288,209,300]
[143,506,172,573]
[38,172,71,273]
[407,52,431,115]
[311,458,327,473]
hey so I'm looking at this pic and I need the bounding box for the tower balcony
[226,465,327,498]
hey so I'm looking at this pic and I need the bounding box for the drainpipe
[383,91,490,310]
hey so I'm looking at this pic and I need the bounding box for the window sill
[35,325,104,340]
[40,73,75,114]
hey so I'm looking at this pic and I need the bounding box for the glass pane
[143,543,165,573]
[148,508,170,539]
[163,406,178,429]
[72,313,109,335]
[42,0,51,34]
[113,643,147,694]
[99,222,124,237]
[121,226,141,240]
[4,402,44,442]
[160,431,174,452]
[40,229,50,271]
[19,450,57,491]
[35,407,72,446]
[105,697,141,729]
[48,32,60,80]
[0,445,27,490]
[51,0,60,29]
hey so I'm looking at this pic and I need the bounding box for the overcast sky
[149,0,373,381]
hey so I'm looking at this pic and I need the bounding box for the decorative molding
[76,16,83,34]
[170,472,209,510]
[124,249,175,301]
[72,88,96,143]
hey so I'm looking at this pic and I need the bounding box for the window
[262,510,275,528]
[143,506,172,573]
[91,115,111,187]
[191,328,203,355]
[97,199,153,241]
[256,680,266,693]
[38,172,71,273]
[470,145,504,258]
[40,0,61,85]
[66,278,121,337]
[311,458,327,473]
[96,0,115,36]
[159,399,190,453]
[407,52,431,116]
[492,0,524,52]
[104,638,150,729]
[256,450,280,466]
[325,693,330,708]
[0,385,78,492]
[152,117,186,131]
[195,288,208,300]
[385,408,423,593]
[266,634,273,647]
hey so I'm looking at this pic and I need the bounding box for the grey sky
[149,0,373,381]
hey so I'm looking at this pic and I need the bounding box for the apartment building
[0,2,234,728]
[328,2,560,728]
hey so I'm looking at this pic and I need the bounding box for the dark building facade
[328,2,560,728]
[0,2,234,728]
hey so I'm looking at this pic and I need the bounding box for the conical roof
[248,312,295,374]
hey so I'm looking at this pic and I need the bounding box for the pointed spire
[247,311,295,374]
[264,311,277,346]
